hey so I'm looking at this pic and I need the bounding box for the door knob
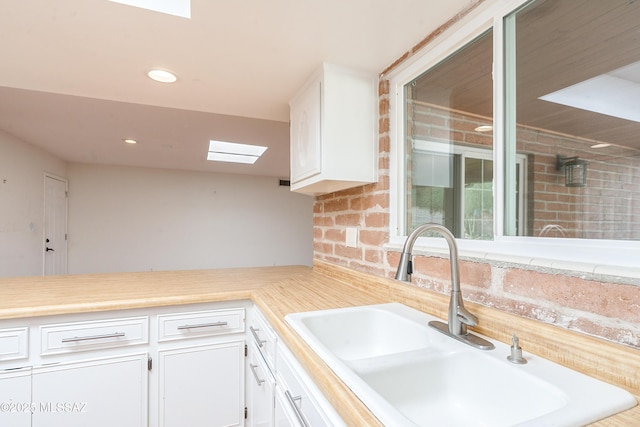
[46,247,55,252]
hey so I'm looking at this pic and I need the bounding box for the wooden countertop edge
[0,262,638,425]
[0,291,256,319]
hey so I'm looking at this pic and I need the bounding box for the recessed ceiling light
[207,140,267,164]
[147,69,177,83]
[124,138,137,144]
[475,125,493,132]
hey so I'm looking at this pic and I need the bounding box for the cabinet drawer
[277,343,336,427]
[0,327,28,362]
[250,309,277,371]
[158,308,244,342]
[40,316,148,355]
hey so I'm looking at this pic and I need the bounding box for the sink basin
[285,303,637,427]
[292,304,433,360]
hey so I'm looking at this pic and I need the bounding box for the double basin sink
[285,303,636,426]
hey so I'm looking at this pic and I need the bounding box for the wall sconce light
[556,155,587,187]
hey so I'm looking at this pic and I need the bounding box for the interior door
[44,174,68,275]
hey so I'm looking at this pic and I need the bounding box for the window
[404,30,496,239]
[390,0,640,270]
[504,0,640,240]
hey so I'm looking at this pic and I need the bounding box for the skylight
[108,0,191,18]
[207,140,268,165]
[539,61,640,123]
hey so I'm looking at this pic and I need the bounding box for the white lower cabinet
[0,302,249,427]
[248,308,345,427]
[247,342,276,427]
[274,386,298,427]
[0,301,343,427]
[275,342,344,427]
[154,305,247,427]
[0,367,31,427]
[158,341,245,427]
[32,353,148,427]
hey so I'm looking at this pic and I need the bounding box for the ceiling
[413,0,640,153]
[0,0,474,178]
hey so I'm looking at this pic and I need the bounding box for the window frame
[386,0,640,277]
[411,140,526,238]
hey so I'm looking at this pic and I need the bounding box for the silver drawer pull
[61,332,125,343]
[249,363,265,386]
[177,321,228,330]
[249,326,267,347]
[285,390,310,427]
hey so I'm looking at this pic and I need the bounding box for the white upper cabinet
[289,63,377,195]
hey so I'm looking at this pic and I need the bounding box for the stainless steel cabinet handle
[249,326,267,347]
[177,321,228,330]
[285,390,310,427]
[61,332,125,343]
[249,363,265,386]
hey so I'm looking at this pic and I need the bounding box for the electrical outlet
[345,227,358,248]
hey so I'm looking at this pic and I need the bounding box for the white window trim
[385,0,640,279]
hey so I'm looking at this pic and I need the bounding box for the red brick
[459,261,492,288]
[324,198,349,212]
[313,241,333,254]
[379,98,389,116]
[313,216,334,227]
[364,249,383,264]
[350,194,389,211]
[358,230,388,246]
[413,256,453,284]
[504,269,640,322]
[324,229,344,242]
[386,251,400,268]
[335,214,361,226]
[379,135,390,153]
[313,228,322,239]
[379,117,390,133]
[378,80,389,96]
[364,212,389,228]
[378,155,390,170]
[335,245,362,259]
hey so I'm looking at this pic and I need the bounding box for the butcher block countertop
[0,260,638,426]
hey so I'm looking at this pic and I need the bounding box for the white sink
[285,303,637,427]
[293,304,434,360]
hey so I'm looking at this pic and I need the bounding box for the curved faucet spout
[395,223,460,286]
[394,223,493,349]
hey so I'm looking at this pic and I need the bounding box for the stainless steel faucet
[395,223,494,350]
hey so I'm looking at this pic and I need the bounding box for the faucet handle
[456,308,478,327]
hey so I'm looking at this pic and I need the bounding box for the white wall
[67,163,313,274]
[0,131,67,277]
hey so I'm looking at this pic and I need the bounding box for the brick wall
[313,80,640,349]
[407,101,640,239]
[517,127,640,239]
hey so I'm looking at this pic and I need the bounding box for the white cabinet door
[159,341,245,427]
[274,386,300,427]
[290,77,322,184]
[0,368,31,427]
[247,343,275,427]
[32,353,148,427]
[289,63,377,195]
